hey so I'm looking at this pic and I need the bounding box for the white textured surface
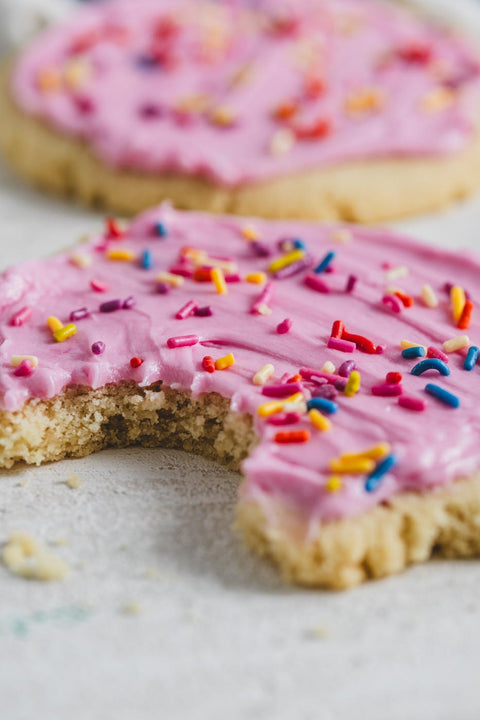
[2,2,480,719]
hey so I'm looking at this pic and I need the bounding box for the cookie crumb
[122,602,142,616]
[309,624,328,639]
[66,473,82,489]
[2,532,68,581]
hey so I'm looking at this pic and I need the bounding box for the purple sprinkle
[194,306,213,317]
[338,360,356,377]
[345,274,357,293]
[100,299,122,313]
[444,282,471,301]
[91,341,105,355]
[70,307,90,322]
[156,282,170,294]
[274,257,312,280]
[334,378,348,391]
[123,296,136,309]
[139,103,163,119]
[312,384,338,400]
[251,241,271,258]
[74,96,95,114]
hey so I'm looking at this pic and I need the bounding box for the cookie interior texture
[2,64,480,223]
[2,380,480,590]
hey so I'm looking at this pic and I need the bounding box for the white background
[1,2,480,719]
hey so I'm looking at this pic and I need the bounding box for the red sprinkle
[105,217,124,239]
[341,329,377,354]
[394,291,414,308]
[193,268,212,282]
[304,76,325,100]
[386,371,402,384]
[202,356,215,373]
[458,300,473,330]
[371,383,403,397]
[130,357,143,368]
[293,117,332,141]
[398,43,432,64]
[277,318,292,334]
[267,412,301,426]
[331,320,345,339]
[274,430,310,444]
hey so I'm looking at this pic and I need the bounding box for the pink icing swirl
[11,0,480,186]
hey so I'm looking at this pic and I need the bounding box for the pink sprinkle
[225,273,241,283]
[277,318,292,334]
[251,283,274,315]
[262,383,302,398]
[279,372,291,384]
[300,367,344,385]
[427,346,449,363]
[169,266,193,278]
[167,335,199,349]
[267,412,302,426]
[345,274,357,293]
[13,359,34,377]
[304,273,330,294]
[382,294,403,313]
[176,300,198,320]
[90,278,109,293]
[398,395,427,412]
[327,337,356,353]
[371,383,403,397]
[10,306,32,327]
[376,345,386,354]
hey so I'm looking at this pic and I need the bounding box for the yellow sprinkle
[268,249,305,274]
[107,249,135,262]
[340,443,390,462]
[443,334,470,353]
[385,265,409,282]
[47,316,63,333]
[450,286,466,324]
[253,364,275,386]
[421,87,454,113]
[258,401,284,417]
[63,58,91,89]
[54,324,77,343]
[309,409,331,432]
[345,87,384,115]
[215,353,235,370]
[209,105,236,127]
[10,355,39,368]
[400,339,427,351]
[156,272,184,287]
[182,247,207,262]
[325,476,343,493]
[242,225,259,241]
[329,457,375,474]
[321,361,336,374]
[421,284,438,308]
[211,267,227,295]
[332,229,352,244]
[270,128,295,156]
[70,253,92,269]
[285,392,305,404]
[204,257,237,274]
[344,370,361,397]
[245,272,266,285]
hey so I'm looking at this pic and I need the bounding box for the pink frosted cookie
[1,0,480,221]
[2,203,480,588]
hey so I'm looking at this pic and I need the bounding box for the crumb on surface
[122,602,142,616]
[66,473,82,489]
[2,531,69,581]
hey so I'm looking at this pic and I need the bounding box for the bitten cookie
[1,0,480,222]
[2,204,480,588]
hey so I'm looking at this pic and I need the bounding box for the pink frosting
[11,0,480,186]
[1,204,480,530]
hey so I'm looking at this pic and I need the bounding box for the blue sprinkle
[365,454,397,493]
[155,221,168,238]
[314,250,335,274]
[411,358,450,376]
[306,397,338,415]
[292,238,306,250]
[464,345,479,371]
[141,249,152,270]
[401,346,426,360]
[424,383,460,408]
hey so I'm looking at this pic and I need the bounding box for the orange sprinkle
[193,268,212,282]
[273,101,298,121]
[458,300,473,330]
[394,291,414,308]
[274,430,310,444]
[287,374,302,383]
